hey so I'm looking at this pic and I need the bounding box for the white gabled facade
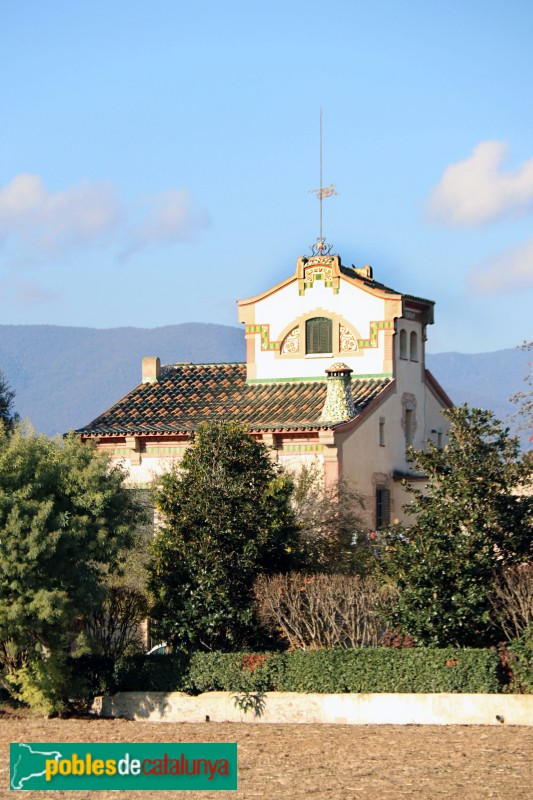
[238,252,452,529]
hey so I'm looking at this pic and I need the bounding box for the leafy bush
[187,648,503,694]
[507,625,533,694]
[68,654,117,707]
[70,648,507,700]
[114,653,190,693]
[189,652,282,693]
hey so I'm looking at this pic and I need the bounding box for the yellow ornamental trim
[247,320,393,352]
[245,324,280,352]
[357,320,394,348]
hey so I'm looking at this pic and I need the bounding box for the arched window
[306,317,332,354]
[399,329,407,359]
[410,331,418,361]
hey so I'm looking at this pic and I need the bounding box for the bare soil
[1,706,531,799]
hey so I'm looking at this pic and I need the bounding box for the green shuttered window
[306,317,332,354]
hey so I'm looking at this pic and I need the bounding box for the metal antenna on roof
[307,109,336,256]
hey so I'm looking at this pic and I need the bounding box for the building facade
[78,251,452,529]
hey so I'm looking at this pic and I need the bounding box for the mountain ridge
[0,324,530,448]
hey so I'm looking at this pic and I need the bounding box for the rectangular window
[306,317,332,354]
[405,408,414,446]
[376,487,390,529]
[379,417,385,446]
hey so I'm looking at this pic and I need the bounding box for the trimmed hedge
[189,652,282,693]
[70,653,190,702]
[189,648,502,694]
[507,626,533,694]
[76,648,506,697]
[276,648,502,693]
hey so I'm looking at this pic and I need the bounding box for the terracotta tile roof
[77,363,392,436]
[340,265,434,306]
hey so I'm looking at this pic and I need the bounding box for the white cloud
[0,174,121,257]
[428,141,533,226]
[120,189,211,260]
[0,277,61,306]
[468,236,533,295]
[0,176,211,264]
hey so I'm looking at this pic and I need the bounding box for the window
[376,486,390,529]
[410,331,418,361]
[405,407,414,446]
[399,329,407,359]
[306,317,332,354]
[379,416,385,446]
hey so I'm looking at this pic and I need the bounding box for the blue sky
[1,0,532,353]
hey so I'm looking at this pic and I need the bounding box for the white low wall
[92,691,533,726]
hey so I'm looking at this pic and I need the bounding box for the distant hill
[0,323,245,436]
[426,348,531,450]
[0,324,530,448]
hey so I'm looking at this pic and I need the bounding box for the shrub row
[70,653,190,705]
[189,648,503,694]
[77,647,507,697]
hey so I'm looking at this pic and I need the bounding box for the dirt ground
[1,706,531,800]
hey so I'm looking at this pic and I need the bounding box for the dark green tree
[0,427,143,713]
[378,405,532,647]
[149,422,298,651]
[0,370,17,432]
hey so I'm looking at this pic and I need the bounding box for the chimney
[320,362,356,422]
[142,356,160,384]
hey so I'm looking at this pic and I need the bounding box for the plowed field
[1,706,531,799]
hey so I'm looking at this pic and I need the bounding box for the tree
[378,405,532,647]
[489,564,533,641]
[149,422,298,652]
[0,426,143,713]
[0,370,17,432]
[82,491,153,659]
[290,462,372,573]
[511,340,533,442]
[255,572,393,649]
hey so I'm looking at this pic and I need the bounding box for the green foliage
[232,690,266,718]
[378,405,532,647]
[149,422,298,652]
[68,654,117,705]
[507,625,533,694]
[0,426,144,712]
[186,648,502,694]
[189,651,281,693]
[7,655,71,716]
[84,491,153,659]
[65,653,190,706]
[0,370,17,433]
[290,463,372,573]
[114,653,190,693]
[511,340,533,436]
[276,648,501,693]
[68,648,505,696]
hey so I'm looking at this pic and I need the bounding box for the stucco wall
[250,279,389,380]
[93,691,533,726]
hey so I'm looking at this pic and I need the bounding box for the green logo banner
[10,743,237,791]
